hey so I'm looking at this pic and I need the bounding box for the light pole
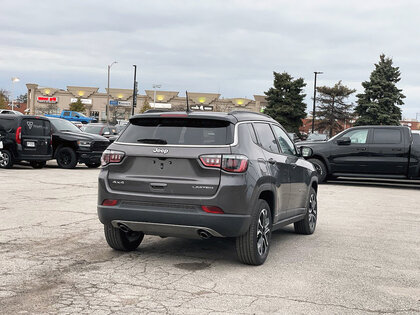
[106,61,117,123]
[11,77,20,111]
[312,71,323,134]
[416,113,420,121]
[152,84,161,108]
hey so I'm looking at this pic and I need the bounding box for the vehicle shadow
[326,177,420,190]
[126,226,300,265]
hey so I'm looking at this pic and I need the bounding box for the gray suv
[97,111,318,265]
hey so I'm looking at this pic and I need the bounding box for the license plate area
[25,141,36,148]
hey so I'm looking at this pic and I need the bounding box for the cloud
[0,0,419,118]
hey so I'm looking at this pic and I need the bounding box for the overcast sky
[1,0,419,119]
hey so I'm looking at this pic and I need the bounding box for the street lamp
[11,77,20,111]
[106,61,117,123]
[312,71,323,134]
[152,84,161,108]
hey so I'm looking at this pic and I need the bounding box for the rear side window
[21,119,51,136]
[253,123,280,153]
[63,112,70,117]
[373,129,402,144]
[0,118,16,133]
[118,118,234,145]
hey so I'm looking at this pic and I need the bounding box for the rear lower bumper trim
[112,220,223,238]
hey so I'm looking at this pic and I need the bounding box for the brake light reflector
[16,127,22,144]
[101,149,125,166]
[200,155,222,168]
[199,154,248,173]
[201,206,224,214]
[102,199,118,206]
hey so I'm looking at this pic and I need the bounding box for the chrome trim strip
[111,220,224,238]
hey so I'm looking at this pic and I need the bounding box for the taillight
[102,199,118,206]
[199,154,248,173]
[199,155,222,168]
[222,155,248,173]
[101,149,125,166]
[16,127,22,144]
[201,205,224,214]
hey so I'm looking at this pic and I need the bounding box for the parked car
[71,121,84,129]
[0,109,23,115]
[0,115,52,169]
[45,110,95,124]
[84,123,119,143]
[97,111,318,265]
[296,125,420,182]
[48,118,110,168]
[305,133,328,142]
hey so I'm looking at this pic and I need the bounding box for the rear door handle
[392,148,402,152]
[268,158,276,165]
[356,147,367,151]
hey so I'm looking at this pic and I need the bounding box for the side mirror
[75,115,80,118]
[299,146,313,158]
[337,136,351,145]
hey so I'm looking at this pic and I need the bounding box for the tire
[104,224,144,251]
[294,187,318,235]
[56,147,78,169]
[30,161,46,169]
[236,199,272,265]
[0,150,14,169]
[85,162,100,168]
[308,158,327,183]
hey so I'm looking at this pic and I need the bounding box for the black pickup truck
[48,118,110,169]
[296,126,420,182]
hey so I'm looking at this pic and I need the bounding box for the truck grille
[91,141,109,152]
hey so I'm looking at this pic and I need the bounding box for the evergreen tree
[264,72,306,134]
[69,98,86,113]
[141,98,152,113]
[354,54,405,126]
[315,81,356,137]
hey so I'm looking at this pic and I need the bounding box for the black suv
[97,111,318,265]
[0,115,52,169]
[48,118,110,168]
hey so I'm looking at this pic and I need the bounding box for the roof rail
[228,110,272,119]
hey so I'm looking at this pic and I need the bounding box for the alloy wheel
[0,152,9,167]
[308,193,317,231]
[58,151,71,165]
[256,208,270,256]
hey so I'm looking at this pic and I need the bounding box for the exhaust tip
[197,229,212,240]
[118,223,131,233]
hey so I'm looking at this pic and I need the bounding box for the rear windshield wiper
[137,138,168,144]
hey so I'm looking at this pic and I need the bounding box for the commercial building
[26,84,268,120]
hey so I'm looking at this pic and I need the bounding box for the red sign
[37,96,58,103]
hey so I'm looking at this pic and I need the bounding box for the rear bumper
[98,205,251,238]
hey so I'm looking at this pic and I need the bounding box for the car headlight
[77,140,92,147]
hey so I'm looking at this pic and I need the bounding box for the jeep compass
[97,111,318,265]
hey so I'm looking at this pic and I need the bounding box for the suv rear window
[21,119,51,136]
[118,118,234,145]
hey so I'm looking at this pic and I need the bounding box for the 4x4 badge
[153,148,168,154]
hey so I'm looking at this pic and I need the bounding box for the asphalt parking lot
[0,163,419,314]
